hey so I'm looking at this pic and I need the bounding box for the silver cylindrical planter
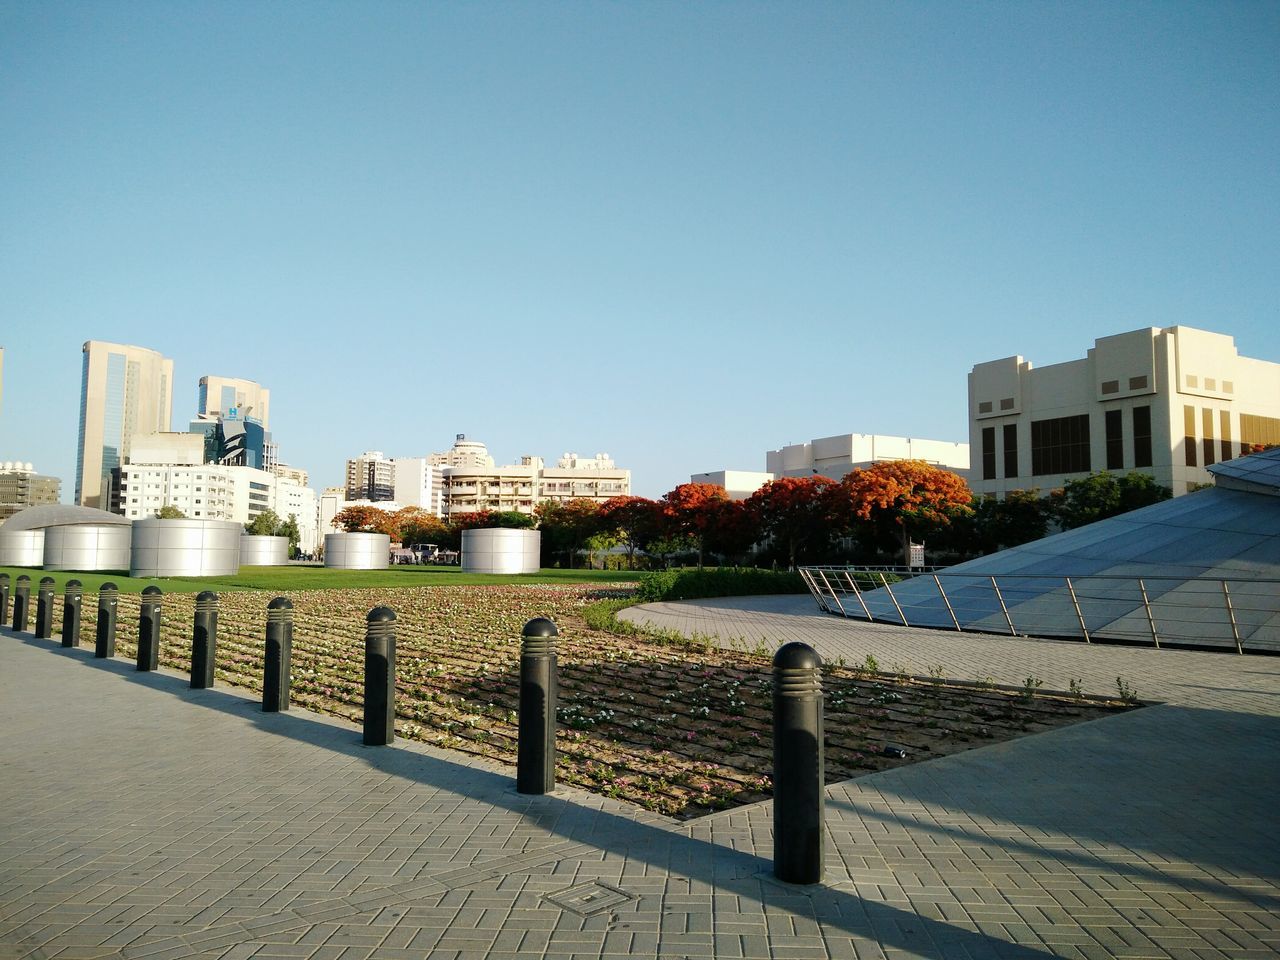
[324,532,390,570]
[42,524,132,572]
[461,528,541,575]
[240,535,289,566]
[130,519,242,577]
[0,529,45,567]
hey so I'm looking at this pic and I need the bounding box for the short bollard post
[137,585,162,672]
[190,591,218,688]
[773,641,825,885]
[95,584,118,658]
[35,577,57,639]
[263,597,293,712]
[363,606,396,745]
[12,575,31,632]
[62,580,83,648]
[517,617,558,795]
[0,573,9,625]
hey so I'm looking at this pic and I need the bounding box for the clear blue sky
[2,1,1277,498]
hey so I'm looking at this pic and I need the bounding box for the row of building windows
[981,407,1155,480]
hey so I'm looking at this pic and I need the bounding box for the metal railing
[798,566,1280,654]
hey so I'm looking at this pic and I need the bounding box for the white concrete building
[392,458,445,515]
[538,453,630,504]
[439,448,631,516]
[689,470,775,500]
[968,325,1280,499]
[428,435,495,469]
[767,434,970,481]
[117,438,320,553]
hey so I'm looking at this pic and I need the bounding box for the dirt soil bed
[49,584,1135,819]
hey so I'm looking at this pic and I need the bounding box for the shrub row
[635,567,807,602]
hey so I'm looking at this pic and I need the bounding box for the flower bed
[49,584,1131,818]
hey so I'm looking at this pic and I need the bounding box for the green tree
[155,504,186,519]
[278,513,301,557]
[245,509,283,536]
[535,499,601,568]
[1049,472,1172,530]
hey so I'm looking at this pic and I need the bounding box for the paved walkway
[2,598,1279,960]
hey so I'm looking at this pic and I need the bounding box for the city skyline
[2,4,1277,498]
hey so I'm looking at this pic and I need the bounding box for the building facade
[0,463,61,522]
[198,376,270,429]
[688,470,776,500]
[345,451,396,501]
[75,341,174,509]
[968,325,1280,499]
[537,453,630,504]
[392,458,445,515]
[766,434,970,481]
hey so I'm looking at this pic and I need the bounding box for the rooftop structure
[0,463,61,522]
[198,376,270,430]
[969,325,1280,499]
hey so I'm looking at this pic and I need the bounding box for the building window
[1101,380,1119,395]
[981,427,996,480]
[978,401,992,414]
[1002,424,1018,478]
[1129,376,1148,390]
[1241,413,1280,451]
[1031,414,1091,476]
[1202,408,1216,466]
[1184,405,1197,467]
[1221,410,1233,462]
[1186,375,1198,389]
[1133,406,1153,468]
[1105,410,1123,471]
[999,397,1015,410]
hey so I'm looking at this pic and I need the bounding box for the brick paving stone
[5,607,1280,960]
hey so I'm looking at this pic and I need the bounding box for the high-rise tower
[75,341,174,508]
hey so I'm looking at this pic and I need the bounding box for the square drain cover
[546,880,635,916]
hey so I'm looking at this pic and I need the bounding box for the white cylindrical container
[130,519,242,577]
[43,524,132,572]
[324,532,390,569]
[461,528,541,574]
[0,529,45,567]
[240,534,290,566]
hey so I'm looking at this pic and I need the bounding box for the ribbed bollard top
[773,641,822,696]
[17,575,29,584]
[142,585,162,599]
[99,583,118,598]
[195,590,218,613]
[0,574,7,586]
[521,616,558,654]
[39,576,55,588]
[66,580,82,597]
[267,596,293,621]
[366,606,396,636]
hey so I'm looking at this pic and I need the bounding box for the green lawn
[0,564,641,595]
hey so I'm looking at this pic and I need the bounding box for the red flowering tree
[660,482,729,567]
[535,498,602,568]
[839,460,972,564]
[598,496,663,569]
[745,476,842,569]
[333,505,400,538]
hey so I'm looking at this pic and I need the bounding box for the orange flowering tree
[535,498,603,568]
[333,504,401,538]
[660,483,729,567]
[839,460,973,564]
[598,496,663,569]
[745,476,842,568]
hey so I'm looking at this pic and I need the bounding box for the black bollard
[137,585,162,672]
[190,591,218,688]
[0,573,9,625]
[62,581,83,648]
[35,577,56,639]
[263,597,293,712]
[517,617,559,795]
[12,575,30,632]
[363,606,396,745]
[95,584,118,658]
[773,641,825,885]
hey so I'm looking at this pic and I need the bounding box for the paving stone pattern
[3,596,1279,960]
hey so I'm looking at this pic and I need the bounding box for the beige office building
[969,325,1280,498]
[198,375,270,429]
[75,341,174,509]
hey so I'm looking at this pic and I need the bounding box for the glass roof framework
[805,448,1280,652]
